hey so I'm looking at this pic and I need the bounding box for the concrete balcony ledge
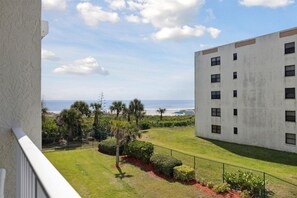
[12,128,80,198]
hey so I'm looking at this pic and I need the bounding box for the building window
[285,42,295,54]
[234,109,237,116]
[234,127,238,135]
[285,88,295,99]
[233,72,237,79]
[233,53,237,61]
[211,108,221,117]
[211,125,221,134]
[211,56,221,66]
[211,91,221,99]
[285,65,295,77]
[286,133,296,145]
[233,90,237,98]
[211,74,220,83]
[285,111,296,122]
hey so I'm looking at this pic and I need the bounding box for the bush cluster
[141,115,195,128]
[150,154,182,177]
[98,138,124,155]
[213,183,231,193]
[139,122,151,130]
[124,140,154,163]
[224,171,265,197]
[173,165,195,182]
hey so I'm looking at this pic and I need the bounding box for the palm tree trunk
[116,141,120,167]
[161,113,163,121]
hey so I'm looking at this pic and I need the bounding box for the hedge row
[124,140,154,163]
[173,165,195,182]
[139,120,194,129]
[150,154,182,177]
[98,139,124,155]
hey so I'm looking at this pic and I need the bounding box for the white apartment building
[195,27,297,153]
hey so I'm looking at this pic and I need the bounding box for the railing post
[194,156,196,169]
[222,163,225,183]
[170,149,172,156]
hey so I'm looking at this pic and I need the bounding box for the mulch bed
[121,156,241,198]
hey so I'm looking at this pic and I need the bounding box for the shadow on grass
[114,166,133,179]
[203,138,297,166]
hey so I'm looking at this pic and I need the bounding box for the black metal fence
[153,144,297,198]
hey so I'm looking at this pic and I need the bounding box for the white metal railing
[12,128,81,198]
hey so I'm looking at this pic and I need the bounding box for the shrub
[98,138,124,155]
[201,178,207,186]
[207,181,214,189]
[94,128,109,141]
[124,140,154,163]
[224,171,265,197]
[213,183,231,193]
[150,154,182,177]
[173,165,195,182]
[139,122,151,130]
[240,190,250,198]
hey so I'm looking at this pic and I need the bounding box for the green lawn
[45,149,210,198]
[141,127,297,197]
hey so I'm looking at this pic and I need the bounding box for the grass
[141,126,297,197]
[44,149,210,198]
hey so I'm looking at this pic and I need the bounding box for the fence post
[194,156,196,169]
[170,149,172,156]
[222,163,225,183]
[263,172,266,198]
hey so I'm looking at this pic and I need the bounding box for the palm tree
[56,109,82,141]
[41,100,48,122]
[71,101,91,117]
[129,99,145,127]
[111,121,140,167]
[90,103,102,127]
[110,101,125,119]
[156,108,166,121]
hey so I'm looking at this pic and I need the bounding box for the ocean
[44,100,195,115]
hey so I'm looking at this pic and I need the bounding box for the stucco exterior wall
[195,28,297,153]
[0,0,41,197]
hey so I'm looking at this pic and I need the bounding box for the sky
[41,0,297,101]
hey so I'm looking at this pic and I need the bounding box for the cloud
[53,57,109,75]
[105,0,126,10]
[42,0,67,11]
[125,14,141,23]
[42,49,60,61]
[152,26,221,41]
[239,0,294,8]
[76,2,120,27]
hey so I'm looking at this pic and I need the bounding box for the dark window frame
[234,127,238,135]
[285,133,296,145]
[285,65,295,77]
[211,56,221,66]
[211,108,221,117]
[285,42,295,54]
[285,88,295,99]
[211,125,221,134]
[211,74,221,83]
[233,72,237,79]
[234,109,238,116]
[211,91,221,99]
[233,90,237,98]
[285,111,296,122]
[233,53,237,61]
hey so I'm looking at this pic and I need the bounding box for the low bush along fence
[124,140,154,163]
[98,138,124,155]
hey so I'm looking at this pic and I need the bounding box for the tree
[56,109,82,141]
[71,101,91,117]
[109,101,125,119]
[111,121,140,167]
[90,103,102,127]
[41,100,48,122]
[156,108,166,121]
[129,99,145,127]
[122,104,131,122]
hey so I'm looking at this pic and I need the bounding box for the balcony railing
[12,128,80,198]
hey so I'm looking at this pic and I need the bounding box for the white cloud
[239,0,294,8]
[105,0,126,10]
[125,14,141,23]
[53,57,109,75]
[76,2,120,27]
[42,0,67,11]
[42,49,60,61]
[152,26,221,41]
